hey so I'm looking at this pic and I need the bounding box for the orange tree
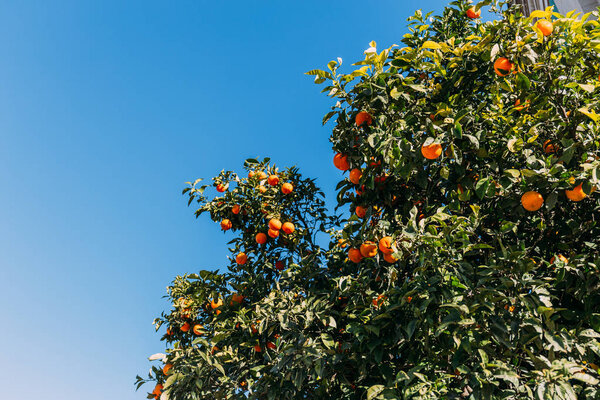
[137,1,600,398]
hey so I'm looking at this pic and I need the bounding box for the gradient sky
[0,1,461,398]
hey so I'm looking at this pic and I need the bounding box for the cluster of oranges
[218,171,294,232]
[347,236,398,264]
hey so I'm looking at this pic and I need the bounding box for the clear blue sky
[0,1,450,398]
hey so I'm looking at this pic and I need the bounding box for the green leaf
[421,41,442,50]
[367,385,385,400]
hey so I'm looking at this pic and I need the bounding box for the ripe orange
[266,341,276,350]
[256,232,267,244]
[565,183,587,201]
[257,171,267,180]
[372,294,386,308]
[521,191,544,211]
[216,183,227,192]
[348,248,363,263]
[550,254,568,264]
[384,253,398,263]
[231,293,244,305]
[248,171,255,179]
[220,219,232,231]
[232,204,241,214]
[349,168,362,185]
[258,185,267,194]
[268,218,282,230]
[514,99,530,111]
[163,363,172,375]
[355,206,367,218]
[254,344,262,352]
[360,241,378,258]
[282,222,295,234]
[267,174,280,186]
[494,57,513,76]
[193,324,204,335]
[281,182,293,194]
[333,153,350,171]
[211,298,223,309]
[355,111,373,127]
[543,140,558,154]
[166,327,173,336]
[536,19,553,36]
[466,6,481,18]
[180,322,190,332]
[236,252,247,265]
[378,236,395,254]
[338,238,348,248]
[275,260,285,270]
[153,383,163,396]
[421,142,442,160]
[268,228,279,238]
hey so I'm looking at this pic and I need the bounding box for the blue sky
[0,1,453,398]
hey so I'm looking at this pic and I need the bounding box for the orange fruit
[180,322,190,332]
[254,344,262,352]
[514,99,530,111]
[266,341,276,350]
[257,171,267,180]
[193,324,204,335]
[374,174,388,184]
[256,232,267,244]
[360,241,378,258]
[268,218,282,230]
[211,346,219,354]
[466,6,481,18]
[282,222,295,234]
[550,254,568,264]
[231,293,244,305]
[565,183,587,201]
[211,298,223,309]
[521,191,544,211]
[349,168,362,184]
[372,294,386,308]
[220,219,232,231]
[348,248,363,263]
[268,228,279,238]
[421,142,442,160]
[494,57,513,76]
[232,204,241,214]
[543,140,558,154]
[166,327,173,336]
[281,182,293,194]
[536,19,553,36]
[355,206,367,218]
[267,174,279,186]
[406,296,413,303]
[240,381,247,388]
[383,253,398,263]
[333,153,350,171]
[355,111,373,127]
[153,383,163,396]
[378,236,395,254]
[216,183,227,192]
[275,260,285,270]
[236,252,247,265]
[258,185,267,194]
[247,171,255,179]
[163,363,172,375]
[338,238,348,248]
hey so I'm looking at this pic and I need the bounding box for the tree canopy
[138,1,600,398]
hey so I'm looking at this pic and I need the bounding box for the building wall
[511,0,599,14]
